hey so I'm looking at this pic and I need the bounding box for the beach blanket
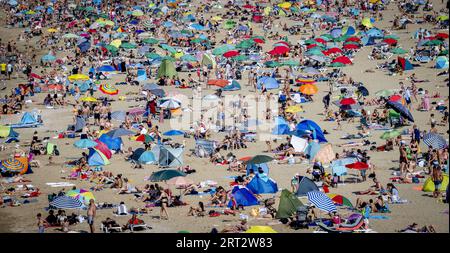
[46,182,76,187]
[367,215,390,220]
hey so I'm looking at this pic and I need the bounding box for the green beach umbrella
[160,44,177,53]
[424,40,444,46]
[320,34,333,41]
[148,169,186,182]
[132,10,144,16]
[329,62,345,67]
[120,42,137,49]
[212,45,235,55]
[380,129,401,140]
[236,39,255,49]
[146,52,161,59]
[232,55,249,61]
[223,20,236,29]
[157,59,178,78]
[282,59,299,66]
[304,39,317,45]
[246,155,274,165]
[391,48,407,54]
[181,54,197,62]
[63,33,79,39]
[142,38,159,44]
[384,34,400,40]
[306,48,325,56]
[104,45,119,52]
[265,61,281,67]
[439,49,449,56]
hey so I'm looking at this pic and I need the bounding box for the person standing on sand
[37,213,48,233]
[87,199,96,233]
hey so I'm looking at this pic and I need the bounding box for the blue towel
[368,215,390,220]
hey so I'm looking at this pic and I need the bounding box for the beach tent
[228,185,259,207]
[312,143,335,164]
[157,59,178,78]
[87,148,110,166]
[275,189,304,219]
[98,134,122,151]
[304,141,321,161]
[155,145,183,167]
[296,176,319,197]
[398,57,413,71]
[257,76,279,90]
[422,174,448,192]
[202,53,216,70]
[195,139,217,157]
[290,135,308,152]
[138,151,157,164]
[130,148,146,162]
[223,80,241,91]
[435,56,449,69]
[361,36,376,46]
[94,140,113,159]
[272,116,291,135]
[294,120,327,143]
[0,125,19,138]
[136,69,147,81]
[246,174,278,194]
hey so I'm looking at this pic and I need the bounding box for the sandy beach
[0,0,448,233]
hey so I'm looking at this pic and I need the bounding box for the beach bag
[53,147,60,156]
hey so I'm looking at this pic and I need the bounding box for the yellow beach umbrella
[173,51,184,59]
[68,74,90,81]
[184,11,193,16]
[47,28,57,33]
[278,2,292,9]
[80,96,98,102]
[212,16,222,21]
[285,105,303,113]
[245,226,277,233]
[361,17,373,28]
[110,39,122,48]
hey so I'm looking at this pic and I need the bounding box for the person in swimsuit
[87,199,96,233]
[431,165,444,198]
[157,187,169,220]
[37,213,48,233]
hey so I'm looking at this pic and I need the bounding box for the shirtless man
[87,199,96,233]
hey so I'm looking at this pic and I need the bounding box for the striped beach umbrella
[50,196,84,209]
[99,83,119,95]
[0,158,26,174]
[307,191,337,213]
[423,133,447,150]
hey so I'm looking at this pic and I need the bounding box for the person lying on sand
[188,201,205,217]
[397,223,436,233]
[220,220,249,233]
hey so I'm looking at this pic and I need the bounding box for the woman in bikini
[157,187,169,220]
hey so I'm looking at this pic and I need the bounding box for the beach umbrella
[424,40,444,47]
[223,50,240,58]
[386,101,414,122]
[66,189,95,205]
[146,52,161,59]
[105,128,135,139]
[135,134,155,144]
[99,83,119,95]
[380,129,401,140]
[233,55,250,62]
[245,226,278,233]
[68,74,90,81]
[253,38,265,44]
[207,79,229,88]
[236,39,255,49]
[389,94,402,102]
[375,89,396,97]
[391,48,407,55]
[342,44,360,50]
[160,100,181,109]
[167,176,194,187]
[339,97,357,106]
[120,42,137,49]
[268,46,290,55]
[299,83,318,95]
[181,54,197,62]
[307,191,337,213]
[327,194,353,208]
[436,33,449,39]
[223,20,236,29]
[110,39,122,48]
[190,23,205,30]
[384,34,400,40]
[246,155,273,165]
[163,130,184,136]
[50,196,83,209]
[329,62,345,68]
[332,56,352,65]
[264,61,282,68]
[303,67,320,75]
[41,54,56,62]
[0,158,25,174]
[74,139,98,149]
[159,44,176,53]
[382,38,398,46]
[213,45,235,55]
[80,97,98,102]
[111,111,126,122]
[142,38,159,45]
[131,10,144,16]
[345,162,369,170]
[423,133,447,150]
[8,0,17,6]
[97,65,116,72]
[148,170,187,182]
[357,86,369,96]
[435,56,449,69]
[437,15,449,21]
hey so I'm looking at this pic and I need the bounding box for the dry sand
[0,0,448,233]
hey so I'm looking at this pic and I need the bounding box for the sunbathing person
[356,178,385,195]
[118,178,141,194]
[397,223,436,233]
[220,220,249,233]
[187,201,205,217]
[122,214,145,231]
[102,217,121,232]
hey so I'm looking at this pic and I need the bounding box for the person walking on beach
[87,199,96,233]
[157,187,169,220]
[37,213,48,233]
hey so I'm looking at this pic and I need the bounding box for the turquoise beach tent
[223,80,241,91]
[435,56,449,69]
[138,151,156,164]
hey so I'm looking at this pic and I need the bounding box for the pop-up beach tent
[0,125,19,138]
[157,59,178,78]
[87,148,111,166]
[294,119,327,143]
[276,189,304,219]
[152,145,183,167]
[296,176,320,197]
[246,174,278,194]
[228,185,259,207]
[98,134,122,152]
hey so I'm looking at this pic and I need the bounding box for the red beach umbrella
[389,94,402,102]
[382,38,398,45]
[332,56,352,65]
[342,44,360,50]
[345,162,369,170]
[340,97,357,105]
[253,38,265,44]
[315,38,327,44]
[436,33,449,39]
[345,37,361,42]
[269,46,290,55]
[223,50,240,58]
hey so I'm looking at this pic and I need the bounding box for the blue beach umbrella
[74,139,98,149]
